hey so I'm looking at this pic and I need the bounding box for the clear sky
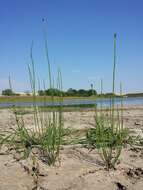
[0,0,143,93]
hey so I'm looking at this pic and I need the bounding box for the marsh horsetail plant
[26,38,64,165]
[86,33,129,170]
[0,35,64,166]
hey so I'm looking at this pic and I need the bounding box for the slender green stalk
[44,27,52,89]
[111,33,117,128]
[9,75,12,91]
[120,83,124,130]
[100,78,103,95]
[86,33,128,170]
[100,78,103,109]
[112,33,116,95]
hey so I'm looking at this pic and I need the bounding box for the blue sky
[0,0,143,93]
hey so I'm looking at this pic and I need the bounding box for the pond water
[0,97,143,108]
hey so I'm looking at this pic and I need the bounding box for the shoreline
[0,104,143,112]
[1,95,143,103]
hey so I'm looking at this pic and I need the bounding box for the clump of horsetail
[86,33,129,170]
[24,38,64,165]
[0,36,64,166]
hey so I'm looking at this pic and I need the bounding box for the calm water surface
[0,97,143,108]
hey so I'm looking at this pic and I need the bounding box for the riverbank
[0,106,143,190]
[0,96,97,103]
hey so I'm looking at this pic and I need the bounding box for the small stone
[0,145,9,155]
[134,122,141,126]
[115,182,127,190]
[32,147,40,154]
[13,153,21,161]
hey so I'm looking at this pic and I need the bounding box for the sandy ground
[0,107,143,190]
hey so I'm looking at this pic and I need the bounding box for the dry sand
[0,106,143,190]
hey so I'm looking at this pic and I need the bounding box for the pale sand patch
[0,106,143,190]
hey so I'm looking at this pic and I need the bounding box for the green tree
[66,88,77,96]
[2,89,14,96]
[45,88,62,96]
[38,90,45,96]
[87,89,97,96]
[77,89,87,96]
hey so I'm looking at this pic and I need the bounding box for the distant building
[15,91,38,96]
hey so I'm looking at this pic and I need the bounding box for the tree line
[1,88,97,97]
[38,88,97,97]
[1,88,123,98]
